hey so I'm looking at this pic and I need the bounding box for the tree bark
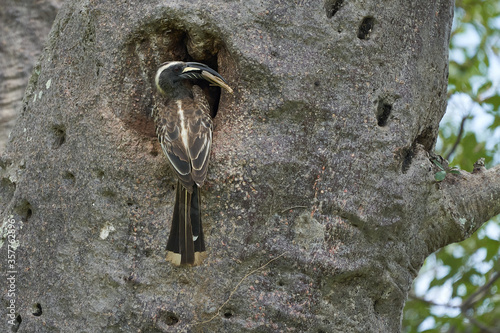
[0,0,63,153]
[1,0,499,332]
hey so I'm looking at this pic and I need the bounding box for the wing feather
[156,106,191,180]
[155,85,213,189]
[188,86,212,186]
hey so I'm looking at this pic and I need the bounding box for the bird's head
[155,61,233,97]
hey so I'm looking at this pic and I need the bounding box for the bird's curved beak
[181,62,233,94]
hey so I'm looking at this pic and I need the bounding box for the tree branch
[445,115,468,161]
[460,271,500,311]
[463,312,498,333]
[440,164,500,241]
[408,293,460,308]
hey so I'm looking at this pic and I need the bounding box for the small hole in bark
[32,303,42,316]
[373,299,380,313]
[95,169,105,179]
[11,314,22,332]
[375,94,399,127]
[415,126,435,151]
[51,125,66,149]
[15,200,32,221]
[63,171,76,186]
[165,312,179,325]
[224,309,234,318]
[325,0,344,18]
[63,171,75,180]
[401,146,415,173]
[358,17,375,39]
[376,101,392,127]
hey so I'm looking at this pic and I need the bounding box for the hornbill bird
[153,61,232,266]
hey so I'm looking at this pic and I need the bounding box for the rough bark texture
[1,0,499,332]
[0,0,63,153]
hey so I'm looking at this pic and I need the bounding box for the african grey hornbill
[153,61,232,266]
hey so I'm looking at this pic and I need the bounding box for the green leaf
[432,159,445,170]
[435,170,447,181]
[483,235,500,261]
[482,94,500,110]
[477,80,492,95]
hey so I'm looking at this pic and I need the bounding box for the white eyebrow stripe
[155,61,184,91]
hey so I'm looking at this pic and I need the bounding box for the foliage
[403,0,500,332]
[431,159,461,182]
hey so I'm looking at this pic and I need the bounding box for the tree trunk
[1,0,499,332]
[0,0,63,153]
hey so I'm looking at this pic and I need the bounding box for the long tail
[166,181,206,266]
